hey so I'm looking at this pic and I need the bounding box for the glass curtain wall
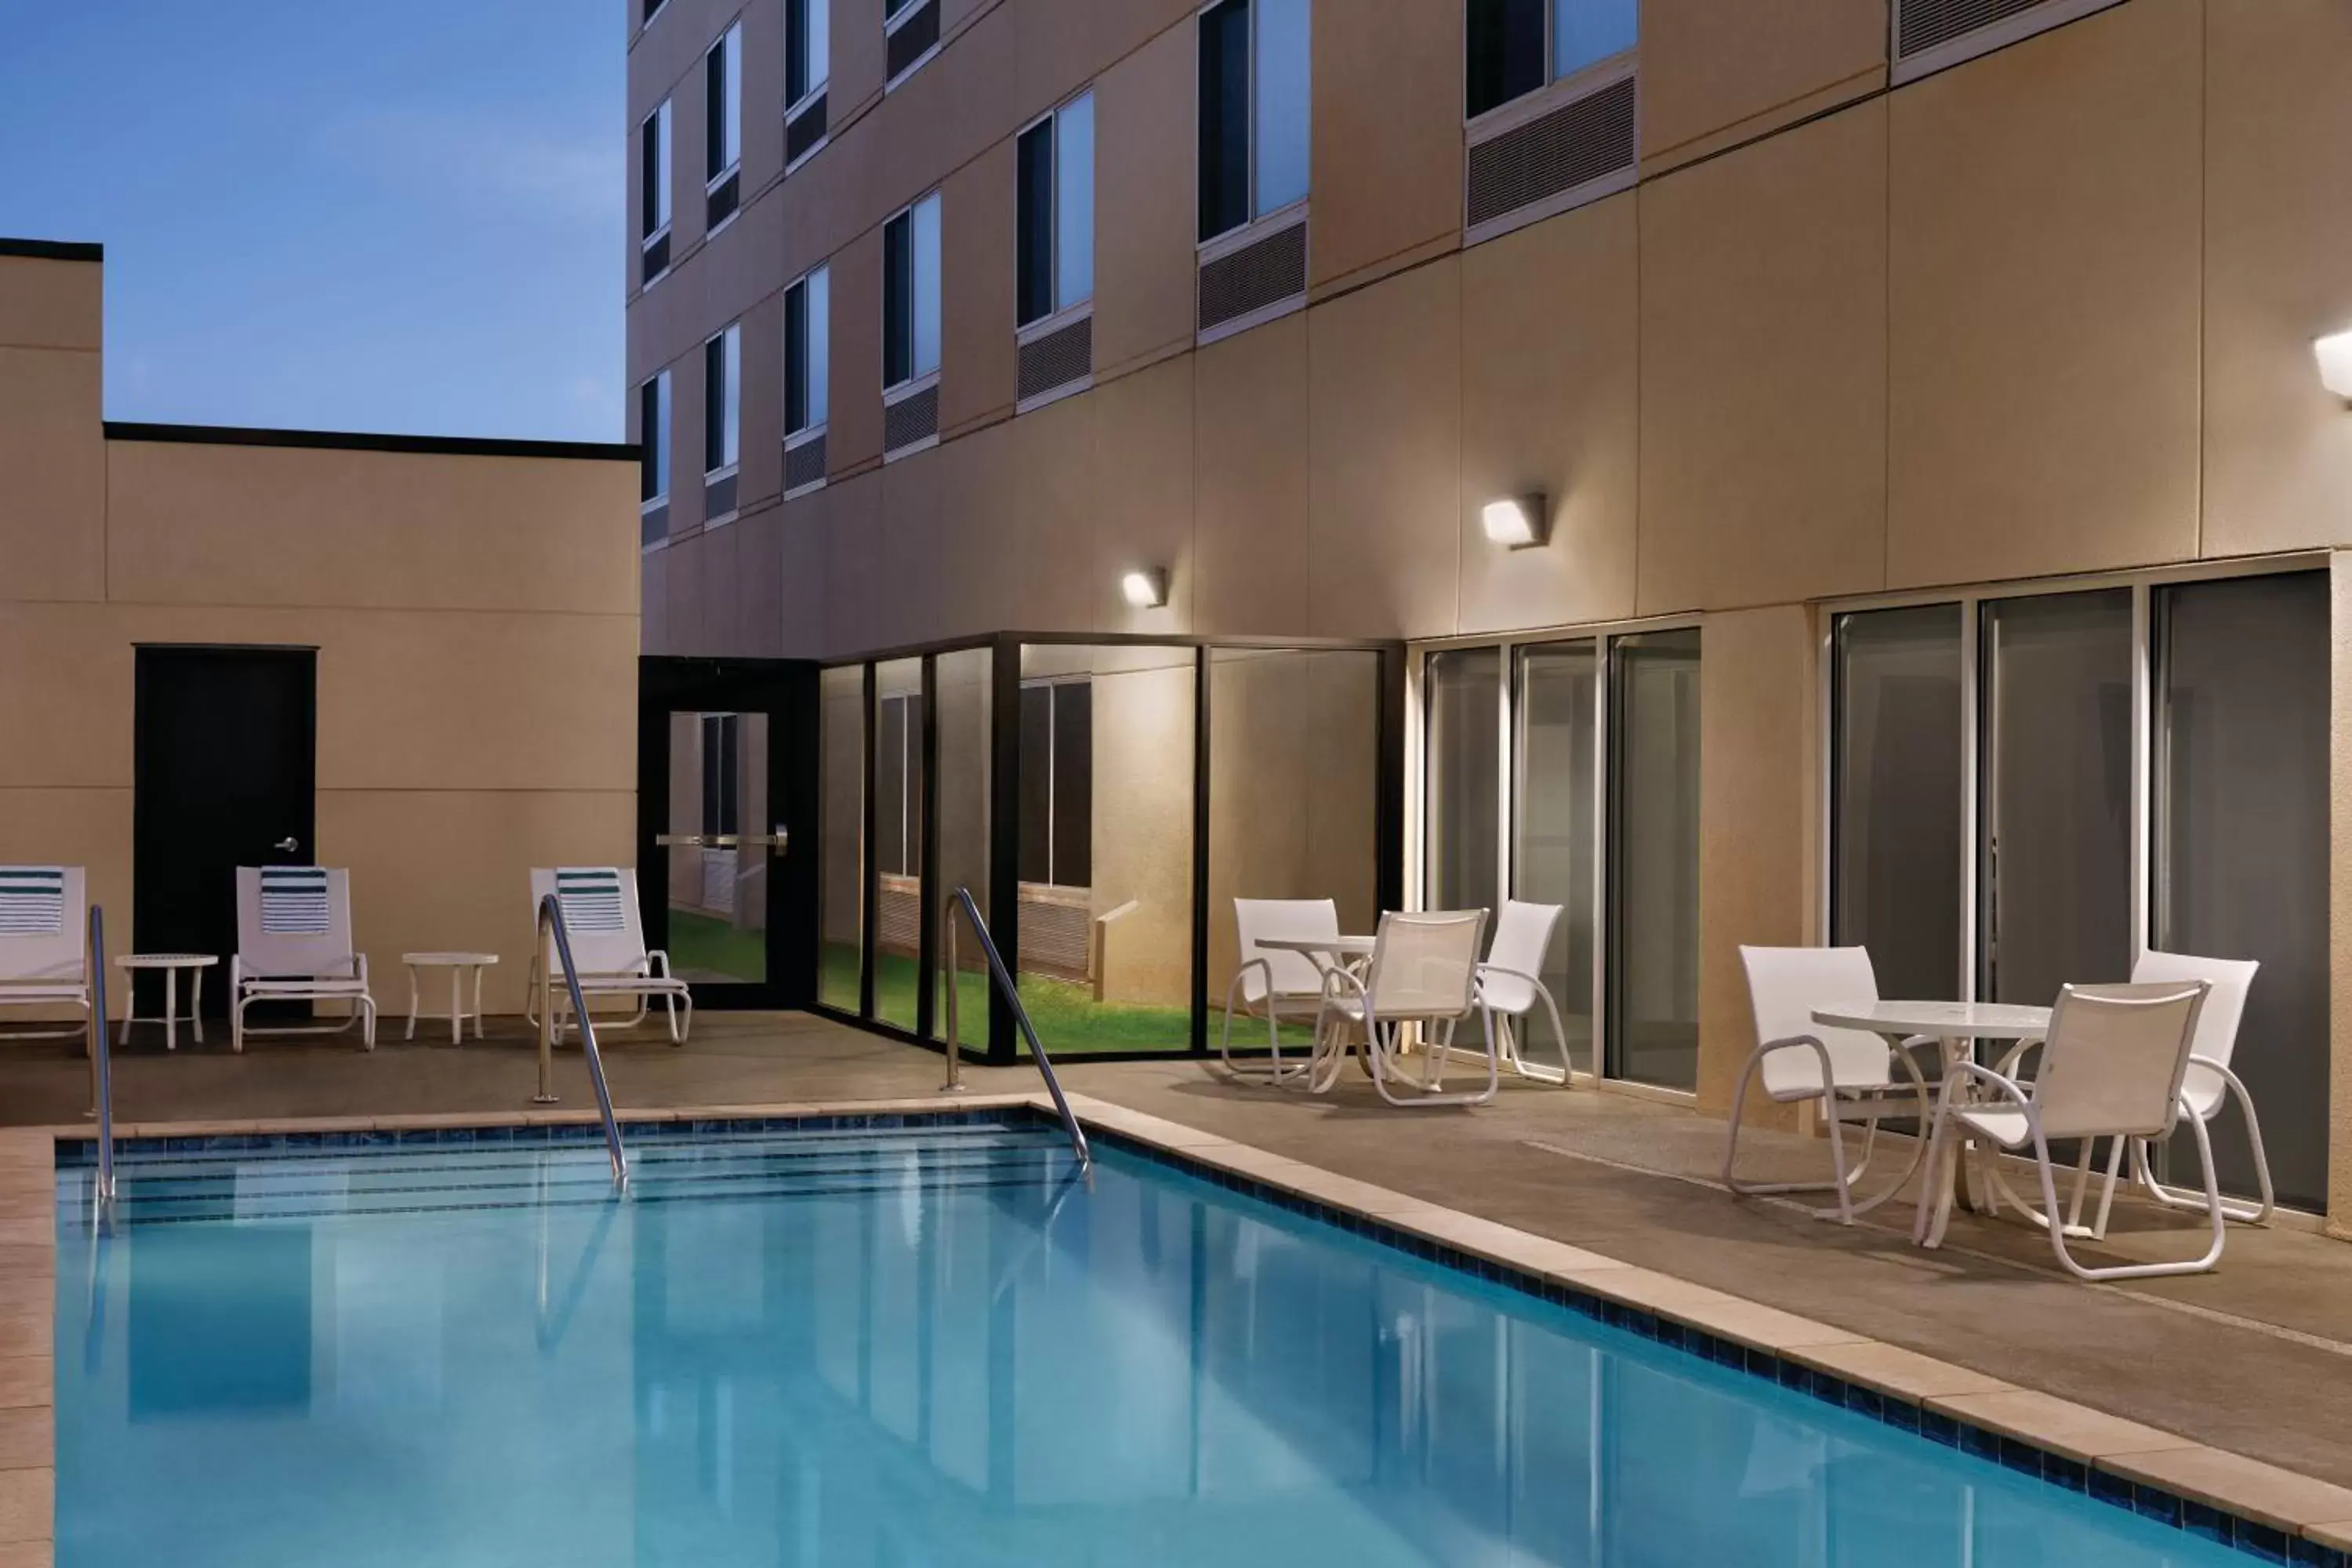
[1207,648,1382,1048]
[1978,590,2133,1007]
[1609,630,1701,1091]
[1512,641,1598,1069]
[1831,606,1963,1000]
[1017,644,1197,1055]
[1425,648,1501,915]
[817,666,864,1012]
[931,648,992,1051]
[872,658,925,1031]
[2154,572,2330,1210]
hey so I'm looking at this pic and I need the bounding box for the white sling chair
[0,866,91,1040]
[1725,947,1933,1225]
[527,868,692,1044]
[231,866,377,1052]
[1474,900,1577,1085]
[1220,898,1344,1084]
[1314,909,1492,1106]
[2126,951,2270,1225]
[1916,979,2223,1281]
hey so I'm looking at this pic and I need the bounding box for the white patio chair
[231,866,376,1053]
[2126,951,2269,1226]
[1725,946,1933,1225]
[1915,979,2222,1281]
[526,868,692,1044]
[1219,898,1342,1084]
[1314,909,1492,1106]
[0,866,91,1041]
[1474,900,1578,1085]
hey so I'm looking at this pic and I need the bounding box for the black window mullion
[884,213,913,386]
[786,281,808,433]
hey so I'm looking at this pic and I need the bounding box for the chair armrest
[1936,1058,2034,1116]
[646,951,673,979]
[354,953,368,985]
[1224,958,1272,1011]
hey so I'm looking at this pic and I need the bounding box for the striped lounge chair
[526,868,692,1044]
[0,866,91,1041]
[231,866,376,1053]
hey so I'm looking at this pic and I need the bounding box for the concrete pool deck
[4,1008,2350,1562]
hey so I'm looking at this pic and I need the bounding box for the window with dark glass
[705,23,742,227]
[700,714,740,837]
[1017,682,1092,887]
[638,371,670,503]
[640,100,673,281]
[787,0,828,107]
[702,323,739,474]
[785,267,829,436]
[1017,92,1095,328]
[882,194,941,390]
[1465,0,1638,120]
[1198,0,1310,242]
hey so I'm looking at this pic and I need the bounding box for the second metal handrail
[87,905,115,1204]
[535,893,629,1186]
[946,885,1091,1171]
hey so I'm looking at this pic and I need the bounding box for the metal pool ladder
[942,885,1091,1172]
[86,905,115,1205]
[534,893,629,1186]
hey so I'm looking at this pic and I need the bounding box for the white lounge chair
[1474,900,1577,1085]
[0,866,90,1040]
[1219,898,1344,1084]
[1915,978,2223,1281]
[231,866,377,1053]
[1725,946,1933,1225]
[1315,909,1492,1106]
[527,868,692,1044]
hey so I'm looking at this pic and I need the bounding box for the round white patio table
[1255,935,1376,1092]
[114,954,217,1051]
[1811,1000,2051,1247]
[402,952,499,1044]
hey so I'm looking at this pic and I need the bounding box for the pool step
[55,1124,1080,1226]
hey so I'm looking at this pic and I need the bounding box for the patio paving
[5,1008,2348,1490]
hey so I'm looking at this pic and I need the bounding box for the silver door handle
[274,837,300,854]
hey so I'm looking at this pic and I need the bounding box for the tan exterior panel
[1310,0,1464,293]
[1192,312,1313,637]
[942,139,1018,434]
[0,347,104,603]
[1638,98,1889,615]
[0,255,100,352]
[829,227,886,473]
[1094,20,1200,377]
[1887,0,2204,589]
[2203,0,2352,559]
[1091,352,1196,635]
[1457,191,1639,633]
[1639,0,1889,173]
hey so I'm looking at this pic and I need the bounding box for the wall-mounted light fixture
[2315,330,2352,401]
[1481,493,1549,550]
[1120,568,1169,608]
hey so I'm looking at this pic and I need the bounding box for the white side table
[115,954,218,1051]
[403,953,499,1044]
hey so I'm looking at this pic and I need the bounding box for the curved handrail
[949,885,1091,1172]
[535,893,628,1186]
[88,905,114,1205]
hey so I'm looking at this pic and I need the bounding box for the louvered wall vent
[883,384,939,456]
[783,433,827,494]
[1197,217,1308,340]
[1894,0,2121,82]
[786,93,826,165]
[1018,314,1093,407]
[1466,73,1635,238]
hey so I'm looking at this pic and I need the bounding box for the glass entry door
[640,657,820,1009]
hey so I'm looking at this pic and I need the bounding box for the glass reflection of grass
[821,945,1255,1054]
[667,909,764,983]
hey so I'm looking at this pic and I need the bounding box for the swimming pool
[54,1116,2265,1566]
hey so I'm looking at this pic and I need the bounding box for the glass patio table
[1809,1000,2052,1247]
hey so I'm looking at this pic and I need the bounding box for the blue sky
[0,1,625,442]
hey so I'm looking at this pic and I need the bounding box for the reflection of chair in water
[528,868,693,1043]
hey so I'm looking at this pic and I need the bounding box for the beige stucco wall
[0,254,641,1023]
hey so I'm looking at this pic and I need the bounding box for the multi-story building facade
[626,0,2352,1228]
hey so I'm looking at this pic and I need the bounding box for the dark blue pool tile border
[46,1104,2341,1566]
[1076,1116,2344,1568]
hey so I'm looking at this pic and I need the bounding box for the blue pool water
[55,1119,2250,1567]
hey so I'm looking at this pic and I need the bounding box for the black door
[639,657,819,1010]
[134,647,317,1018]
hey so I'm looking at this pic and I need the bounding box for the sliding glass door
[1609,630,1702,1091]
[1514,641,1599,1069]
[1425,648,1501,915]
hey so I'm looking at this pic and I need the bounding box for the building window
[786,0,830,163]
[640,100,673,283]
[883,192,942,391]
[1465,0,1637,119]
[638,369,671,545]
[1018,681,1092,889]
[700,714,741,838]
[1198,0,1310,242]
[703,322,741,482]
[706,22,743,229]
[786,267,830,436]
[885,0,942,85]
[1016,91,1095,328]
[643,0,668,27]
